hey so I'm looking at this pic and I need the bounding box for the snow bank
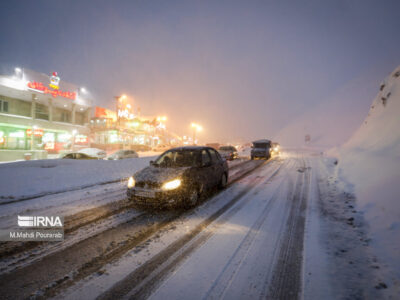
[274,66,388,149]
[0,157,154,202]
[336,65,400,278]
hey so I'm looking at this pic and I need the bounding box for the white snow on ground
[57,159,284,300]
[0,157,154,202]
[331,66,400,286]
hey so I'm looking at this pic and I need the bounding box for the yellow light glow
[191,123,203,131]
[127,176,135,188]
[119,94,127,102]
[162,179,181,190]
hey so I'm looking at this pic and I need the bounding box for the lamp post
[191,123,202,145]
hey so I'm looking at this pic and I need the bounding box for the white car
[152,144,171,152]
[78,148,107,159]
[107,149,139,160]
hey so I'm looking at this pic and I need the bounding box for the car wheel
[185,189,199,208]
[219,173,228,189]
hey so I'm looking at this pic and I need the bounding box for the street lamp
[191,123,202,145]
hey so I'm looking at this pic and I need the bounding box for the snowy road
[0,151,389,299]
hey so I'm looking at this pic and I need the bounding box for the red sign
[44,142,55,150]
[95,106,117,120]
[26,128,44,137]
[75,135,88,144]
[27,81,76,100]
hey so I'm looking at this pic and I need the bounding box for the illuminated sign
[27,81,76,100]
[95,107,116,121]
[26,128,44,137]
[9,131,25,138]
[49,72,60,90]
[75,134,88,144]
[44,142,55,150]
[118,109,135,120]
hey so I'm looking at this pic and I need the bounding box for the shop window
[75,111,85,125]
[53,107,71,123]
[35,103,49,120]
[0,100,9,113]
[0,96,30,116]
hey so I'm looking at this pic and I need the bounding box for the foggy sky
[1,0,400,143]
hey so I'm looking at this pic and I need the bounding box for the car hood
[134,166,190,184]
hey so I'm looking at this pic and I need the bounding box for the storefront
[90,106,162,151]
[0,68,92,160]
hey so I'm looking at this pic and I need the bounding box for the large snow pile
[274,66,388,149]
[0,157,154,202]
[336,65,400,277]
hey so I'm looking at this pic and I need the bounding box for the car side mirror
[150,160,154,165]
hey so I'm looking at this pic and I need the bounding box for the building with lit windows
[90,106,182,151]
[0,68,92,161]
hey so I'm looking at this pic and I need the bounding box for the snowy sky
[1,0,400,142]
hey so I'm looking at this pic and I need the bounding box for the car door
[198,149,214,189]
[208,149,224,186]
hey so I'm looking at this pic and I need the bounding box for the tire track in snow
[0,159,270,299]
[96,161,286,300]
[266,156,311,300]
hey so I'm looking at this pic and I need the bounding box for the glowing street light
[191,123,203,144]
[157,116,167,122]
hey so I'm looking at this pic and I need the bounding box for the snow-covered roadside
[0,156,154,202]
[327,66,400,293]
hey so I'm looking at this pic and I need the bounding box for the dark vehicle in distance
[251,139,272,160]
[107,149,139,160]
[218,146,238,161]
[127,146,229,208]
[62,152,98,160]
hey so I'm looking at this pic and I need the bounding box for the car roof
[252,139,271,144]
[168,146,214,151]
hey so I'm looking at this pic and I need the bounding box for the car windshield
[253,143,269,149]
[154,150,200,168]
[220,146,235,151]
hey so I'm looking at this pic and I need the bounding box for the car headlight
[127,176,135,188]
[274,147,279,152]
[162,179,181,190]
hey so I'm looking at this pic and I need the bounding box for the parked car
[78,148,107,159]
[131,144,152,152]
[62,152,98,160]
[250,139,272,160]
[107,149,139,160]
[218,146,238,160]
[127,146,229,208]
[152,144,171,152]
[270,142,281,156]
